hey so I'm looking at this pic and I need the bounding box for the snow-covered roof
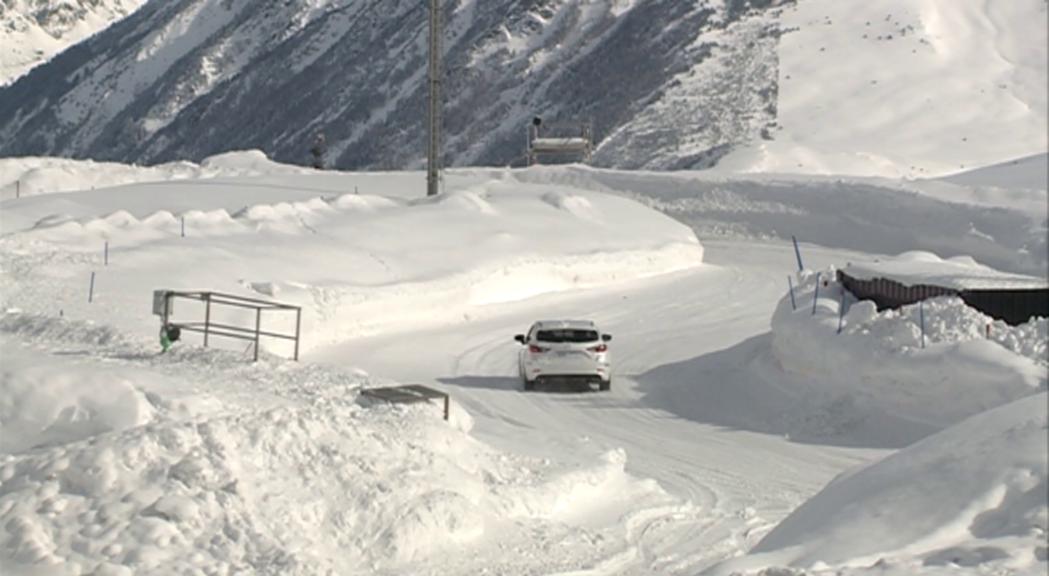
[843,251,1048,291]
[531,138,590,152]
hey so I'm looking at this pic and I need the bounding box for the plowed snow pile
[0,316,681,575]
[0,154,703,349]
[708,392,1048,576]
[704,257,1047,575]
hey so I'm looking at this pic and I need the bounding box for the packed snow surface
[0,151,1045,574]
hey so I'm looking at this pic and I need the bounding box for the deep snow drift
[709,392,1048,576]
[0,152,1045,575]
[1,317,680,575]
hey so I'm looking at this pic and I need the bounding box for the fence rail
[155,290,302,361]
[838,271,1048,326]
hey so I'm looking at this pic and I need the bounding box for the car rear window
[535,329,598,343]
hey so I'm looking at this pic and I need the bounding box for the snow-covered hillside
[0,0,146,85]
[1,152,1045,574]
[0,0,782,171]
[718,0,1048,178]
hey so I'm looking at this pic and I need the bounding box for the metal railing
[156,290,302,361]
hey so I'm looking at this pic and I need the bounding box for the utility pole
[426,0,442,196]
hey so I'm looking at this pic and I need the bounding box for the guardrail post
[792,235,804,271]
[294,308,302,361]
[203,293,212,347]
[253,307,262,362]
[837,288,846,333]
[920,300,926,349]
[811,272,821,315]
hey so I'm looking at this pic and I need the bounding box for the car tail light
[528,345,547,353]
[588,344,607,353]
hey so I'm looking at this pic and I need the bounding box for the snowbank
[0,313,680,575]
[0,340,155,454]
[939,153,1049,191]
[768,266,1045,443]
[707,392,1048,575]
[0,150,313,200]
[0,172,703,351]
[843,251,1048,291]
[509,165,1048,278]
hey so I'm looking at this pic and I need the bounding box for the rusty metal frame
[159,290,302,361]
[360,385,450,421]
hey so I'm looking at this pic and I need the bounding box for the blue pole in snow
[788,276,797,311]
[920,300,926,349]
[811,272,821,315]
[88,271,96,303]
[792,235,804,271]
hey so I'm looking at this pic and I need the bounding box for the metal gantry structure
[426,0,442,197]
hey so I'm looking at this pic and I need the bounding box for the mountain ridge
[0,0,783,171]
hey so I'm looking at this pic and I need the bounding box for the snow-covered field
[719,0,1048,178]
[0,152,1045,575]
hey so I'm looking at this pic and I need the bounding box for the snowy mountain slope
[0,0,146,85]
[0,0,783,170]
[718,0,1049,178]
[2,0,1044,177]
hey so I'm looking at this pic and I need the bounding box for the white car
[514,320,612,391]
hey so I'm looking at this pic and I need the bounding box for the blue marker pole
[104,241,109,266]
[788,276,797,311]
[181,217,186,238]
[88,271,96,303]
[919,300,926,349]
[792,235,804,271]
[811,272,821,315]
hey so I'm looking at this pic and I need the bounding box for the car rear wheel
[521,366,536,391]
[599,378,611,392]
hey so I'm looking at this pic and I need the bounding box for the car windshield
[535,329,599,343]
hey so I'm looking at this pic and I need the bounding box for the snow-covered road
[314,240,882,572]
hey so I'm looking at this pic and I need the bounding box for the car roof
[533,320,598,330]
